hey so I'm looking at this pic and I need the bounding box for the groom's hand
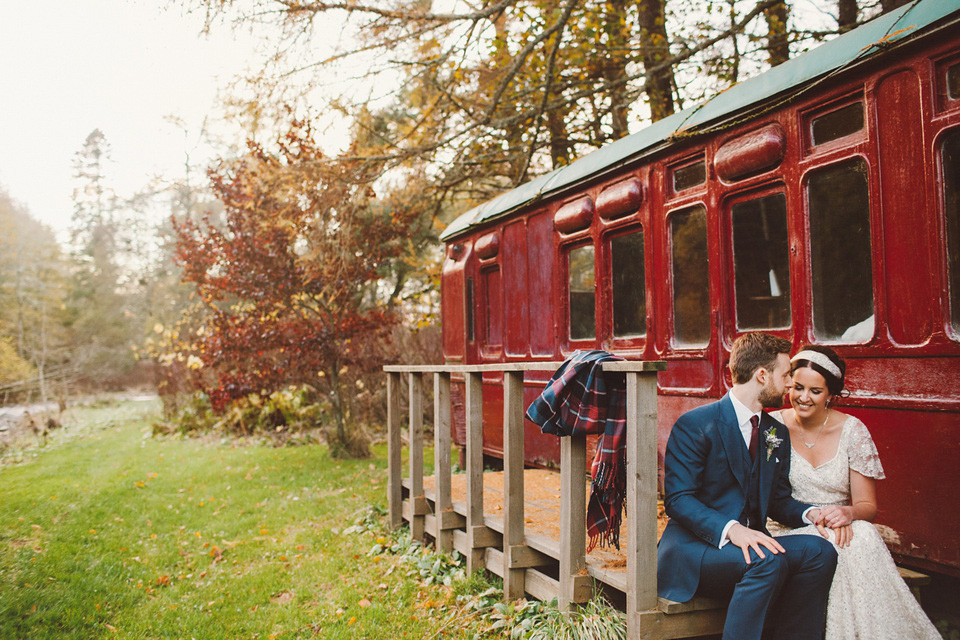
[727,523,786,564]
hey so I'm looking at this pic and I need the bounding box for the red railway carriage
[438,0,960,576]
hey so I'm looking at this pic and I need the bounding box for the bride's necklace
[797,409,830,449]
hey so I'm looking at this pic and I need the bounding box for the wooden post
[387,371,402,529]
[503,370,526,599]
[560,433,591,609]
[626,370,661,636]
[408,372,426,541]
[465,371,489,572]
[434,371,454,553]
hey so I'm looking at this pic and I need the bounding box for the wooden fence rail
[383,361,728,639]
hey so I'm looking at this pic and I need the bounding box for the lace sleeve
[846,417,885,480]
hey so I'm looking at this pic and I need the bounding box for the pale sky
[1,0,843,238]
[0,1,280,234]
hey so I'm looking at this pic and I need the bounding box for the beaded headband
[791,350,842,380]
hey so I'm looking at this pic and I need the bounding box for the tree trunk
[329,362,346,449]
[603,0,631,139]
[880,0,910,13]
[547,108,570,169]
[638,0,675,122]
[837,0,858,32]
[764,0,790,67]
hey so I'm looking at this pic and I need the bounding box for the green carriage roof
[440,0,960,242]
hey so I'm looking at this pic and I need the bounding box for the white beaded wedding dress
[769,412,940,640]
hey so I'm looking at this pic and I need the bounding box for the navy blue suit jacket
[657,394,811,602]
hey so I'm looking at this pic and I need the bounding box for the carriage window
[671,205,710,346]
[811,102,864,146]
[466,277,475,342]
[673,160,706,192]
[611,231,646,337]
[807,158,874,341]
[943,130,960,332]
[568,245,596,340]
[482,268,502,346]
[949,63,960,100]
[731,194,791,329]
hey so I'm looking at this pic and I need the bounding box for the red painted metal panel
[554,197,595,234]
[715,124,787,182]
[481,267,503,349]
[475,231,500,259]
[522,382,561,467]
[849,406,960,572]
[503,222,530,357]
[845,356,960,408]
[597,177,644,220]
[481,372,505,455]
[528,211,558,356]
[876,69,935,345]
[656,358,716,392]
[441,252,466,359]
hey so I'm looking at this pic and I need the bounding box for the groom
[657,332,837,640]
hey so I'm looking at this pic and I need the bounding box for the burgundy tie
[748,414,760,462]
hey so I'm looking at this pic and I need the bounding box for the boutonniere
[764,427,783,461]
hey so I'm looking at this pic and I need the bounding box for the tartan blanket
[525,350,626,550]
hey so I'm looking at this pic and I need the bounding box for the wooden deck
[405,469,666,592]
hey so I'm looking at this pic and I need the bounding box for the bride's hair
[791,344,847,396]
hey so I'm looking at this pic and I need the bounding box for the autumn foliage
[169,120,420,456]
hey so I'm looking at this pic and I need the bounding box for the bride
[770,345,939,639]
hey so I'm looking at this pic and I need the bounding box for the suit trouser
[696,534,838,640]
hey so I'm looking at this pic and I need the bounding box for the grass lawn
[0,397,451,639]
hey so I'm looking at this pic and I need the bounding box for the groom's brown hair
[729,332,792,384]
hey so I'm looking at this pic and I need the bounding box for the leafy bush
[153,386,328,446]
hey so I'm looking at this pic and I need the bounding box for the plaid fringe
[525,350,627,551]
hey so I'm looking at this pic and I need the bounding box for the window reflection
[568,245,596,340]
[466,277,475,342]
[732,194,791,329]
[807,158,874,341]
[943,129,960,333]
[811,102,864,146]
[671,206,710,346]
[611,231,646,337]
[949,62,960,100]
[673,160,706,192]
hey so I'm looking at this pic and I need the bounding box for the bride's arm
[849,470,879,522]
[818,470,878,528]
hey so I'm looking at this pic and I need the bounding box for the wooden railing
[384,360,687,638]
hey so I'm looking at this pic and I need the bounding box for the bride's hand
[817,505,853,528]
[831,523,854,548]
